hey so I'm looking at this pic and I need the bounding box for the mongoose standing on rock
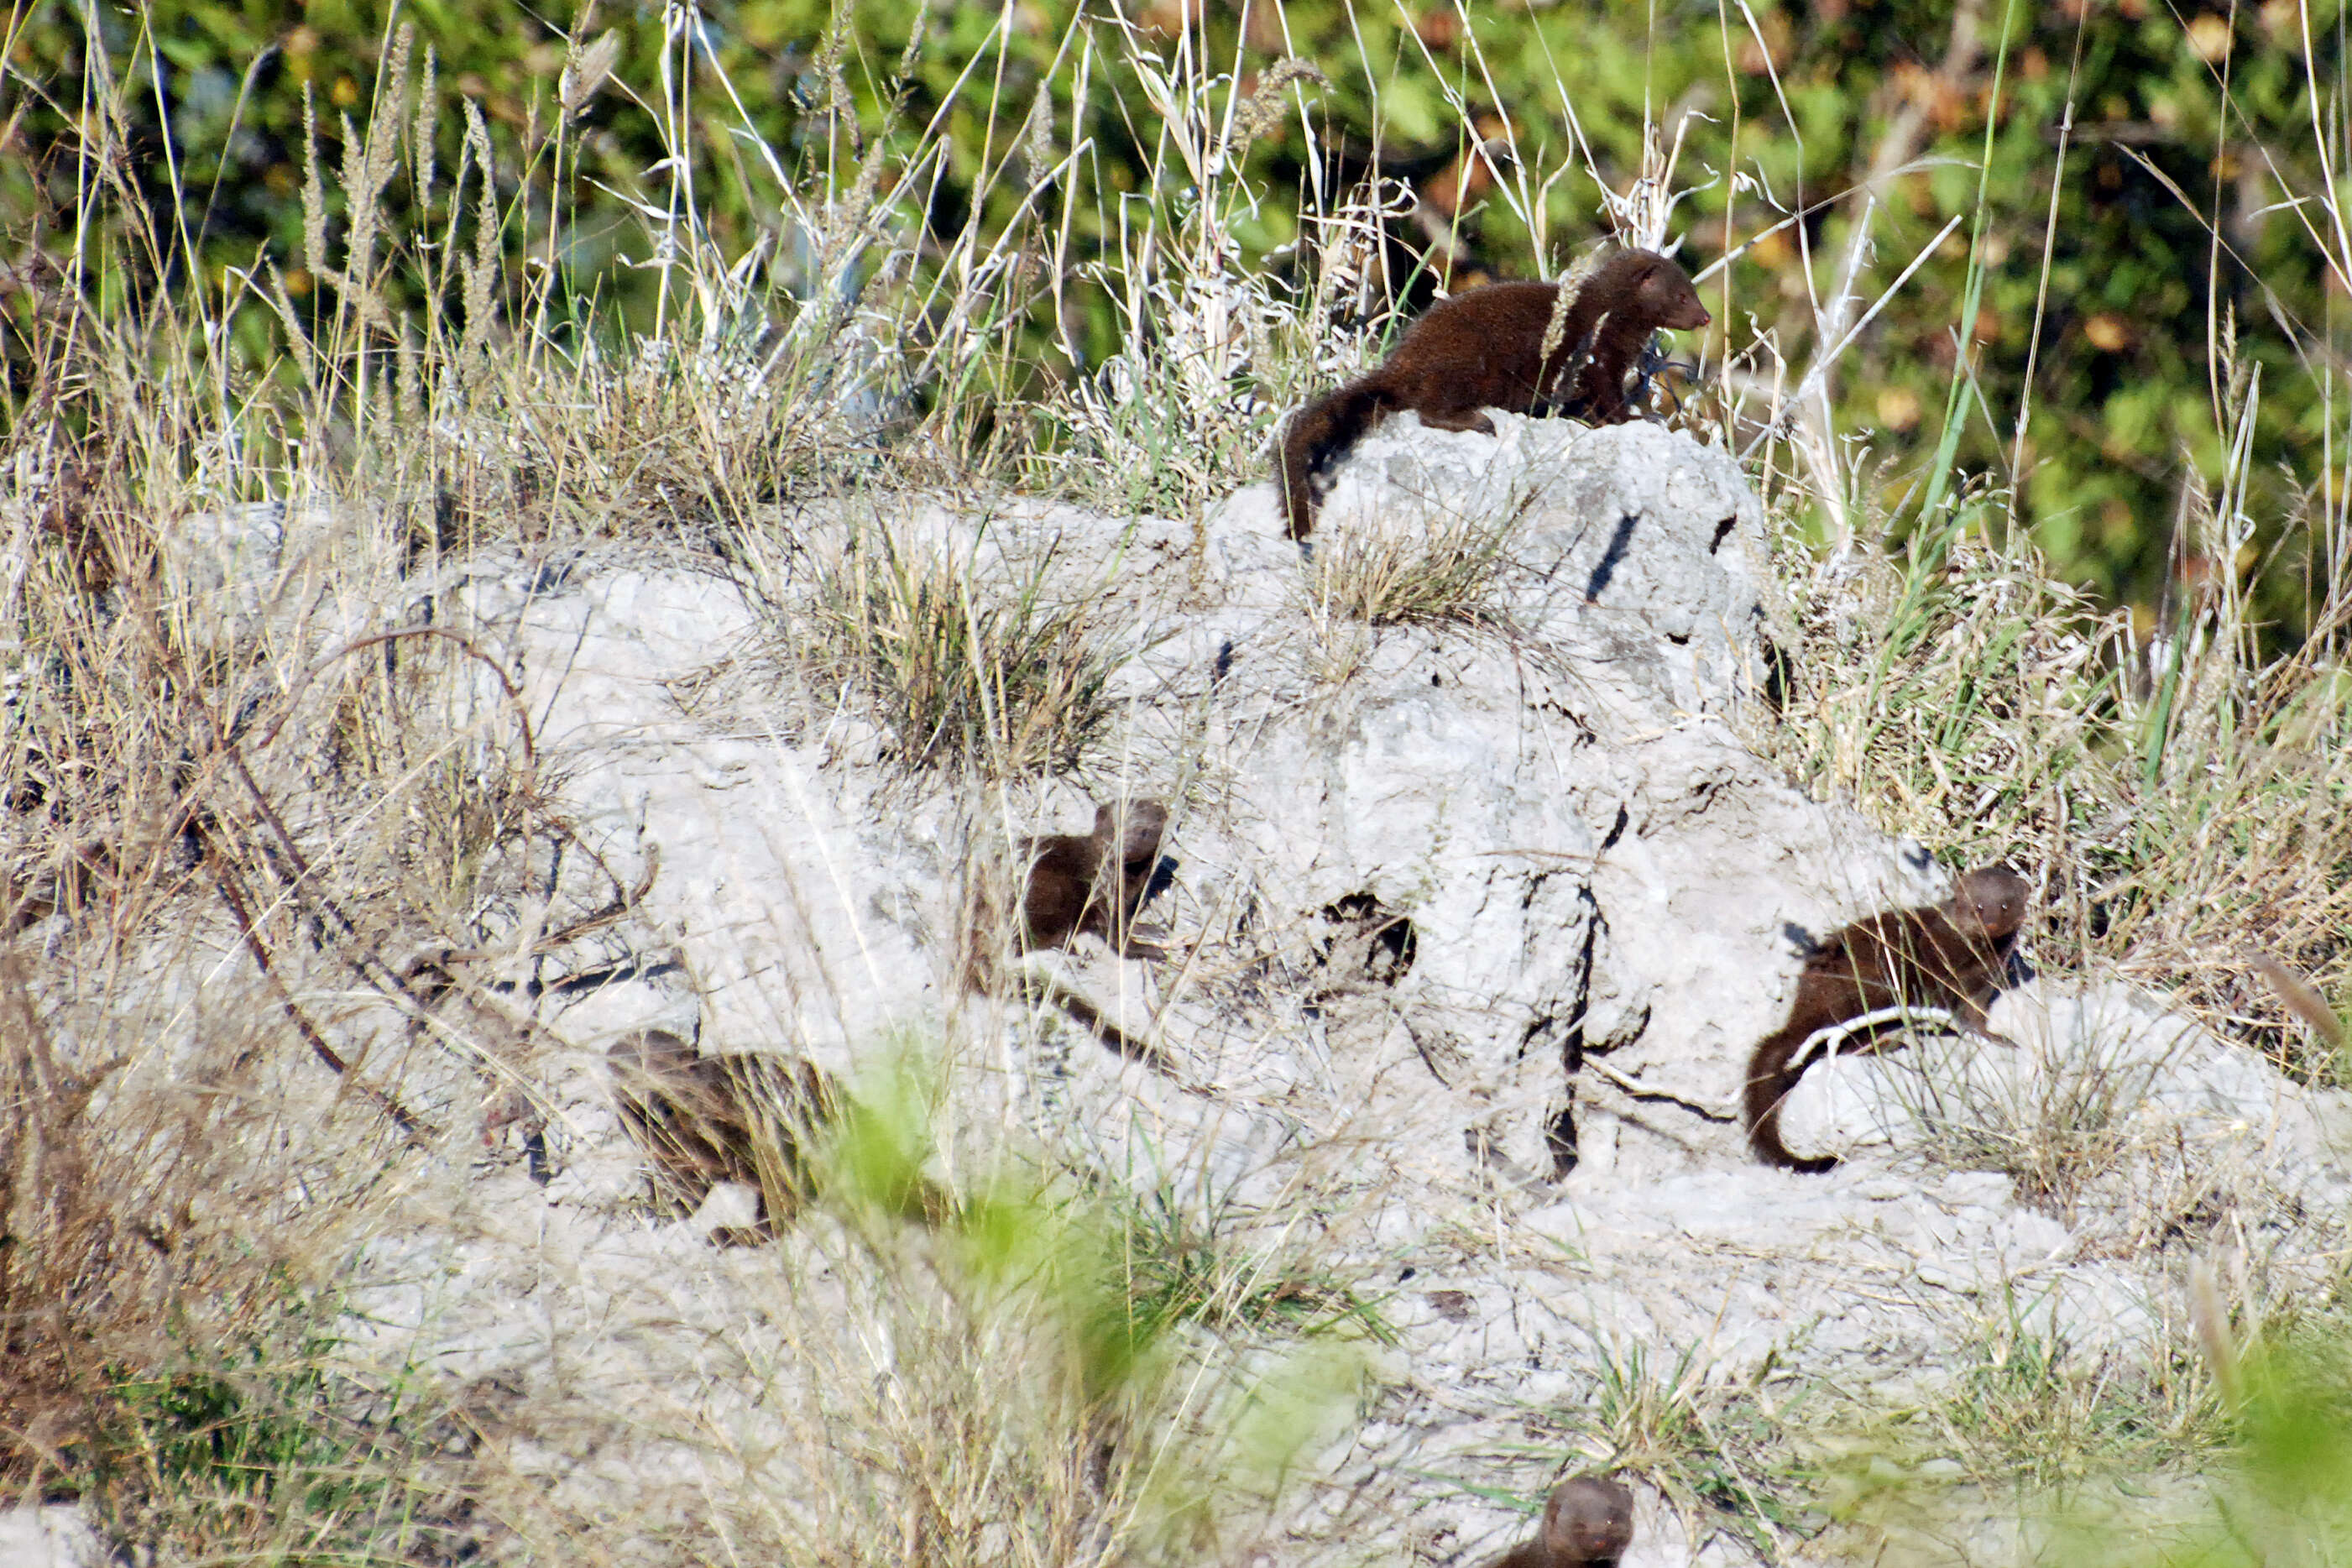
[962,798,1173,1065]
[607,1027,835,1243]
[1743,865,2032,1172]
[1278,247,1710,540]
[1492,1476,1637,1568]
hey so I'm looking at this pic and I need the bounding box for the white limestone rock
[0,1508,102,1568]
[80,413,2348,1568]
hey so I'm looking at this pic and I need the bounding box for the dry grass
[431,1047,1379,1565]
[1578,1337,1801,1555]
[0,940,472,1559]
[1884,1017,2170,1215]
[1304,503,1516,630]
[1820,1297,2220,1560]
[796,520,1126,775]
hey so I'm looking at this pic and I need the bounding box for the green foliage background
[5,0,2347,626]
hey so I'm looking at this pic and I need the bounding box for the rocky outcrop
[38,413,2345,1565]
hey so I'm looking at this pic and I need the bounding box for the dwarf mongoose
[1278,247,1711,540]
[964,798,1173,1066]
[607,1028,835,1242]
[1743,865,2031,1172]
[1017,798,1170,957]
[1493,1476,1636,1568]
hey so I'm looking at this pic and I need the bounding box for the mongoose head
[1542,1475,1635,1564]
[1632,252,1712,332]
[1950,864,2031,941]
[1094,798,1169,875]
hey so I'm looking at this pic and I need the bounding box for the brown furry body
[1492,1477,1636,1568]
[964,798,1173,1065]
[1278,248,1710,540]
[1743,866,2031,1173]
[607,1027,835,1243]
[1017,799,1169,956]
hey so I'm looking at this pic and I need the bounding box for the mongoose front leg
[1951,997,2017,1049]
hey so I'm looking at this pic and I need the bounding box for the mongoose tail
[1280,379,1391,541]
[1743,1019,1841,1173]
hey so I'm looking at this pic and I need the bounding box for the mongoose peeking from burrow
[961,797,1174,1065]
[1743,865,2032,1173]
[607,1027,836,1244]
[1015,798,1171,957]
[1492,1476,1637,1568]
[1278,247,1711,541]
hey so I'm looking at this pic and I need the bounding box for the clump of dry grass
[1022,55,1385,529]
[1304,504,1515,630]
[1576,1335,1797,1554]
[427,1050,1377,1566]
[1830,1294,2216,1521]
[0,942,469,1551]
[0,437,621,1558]
[1748,489,2119,866]
[798,524,1126,775]
[1886,1017,2166,1214]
